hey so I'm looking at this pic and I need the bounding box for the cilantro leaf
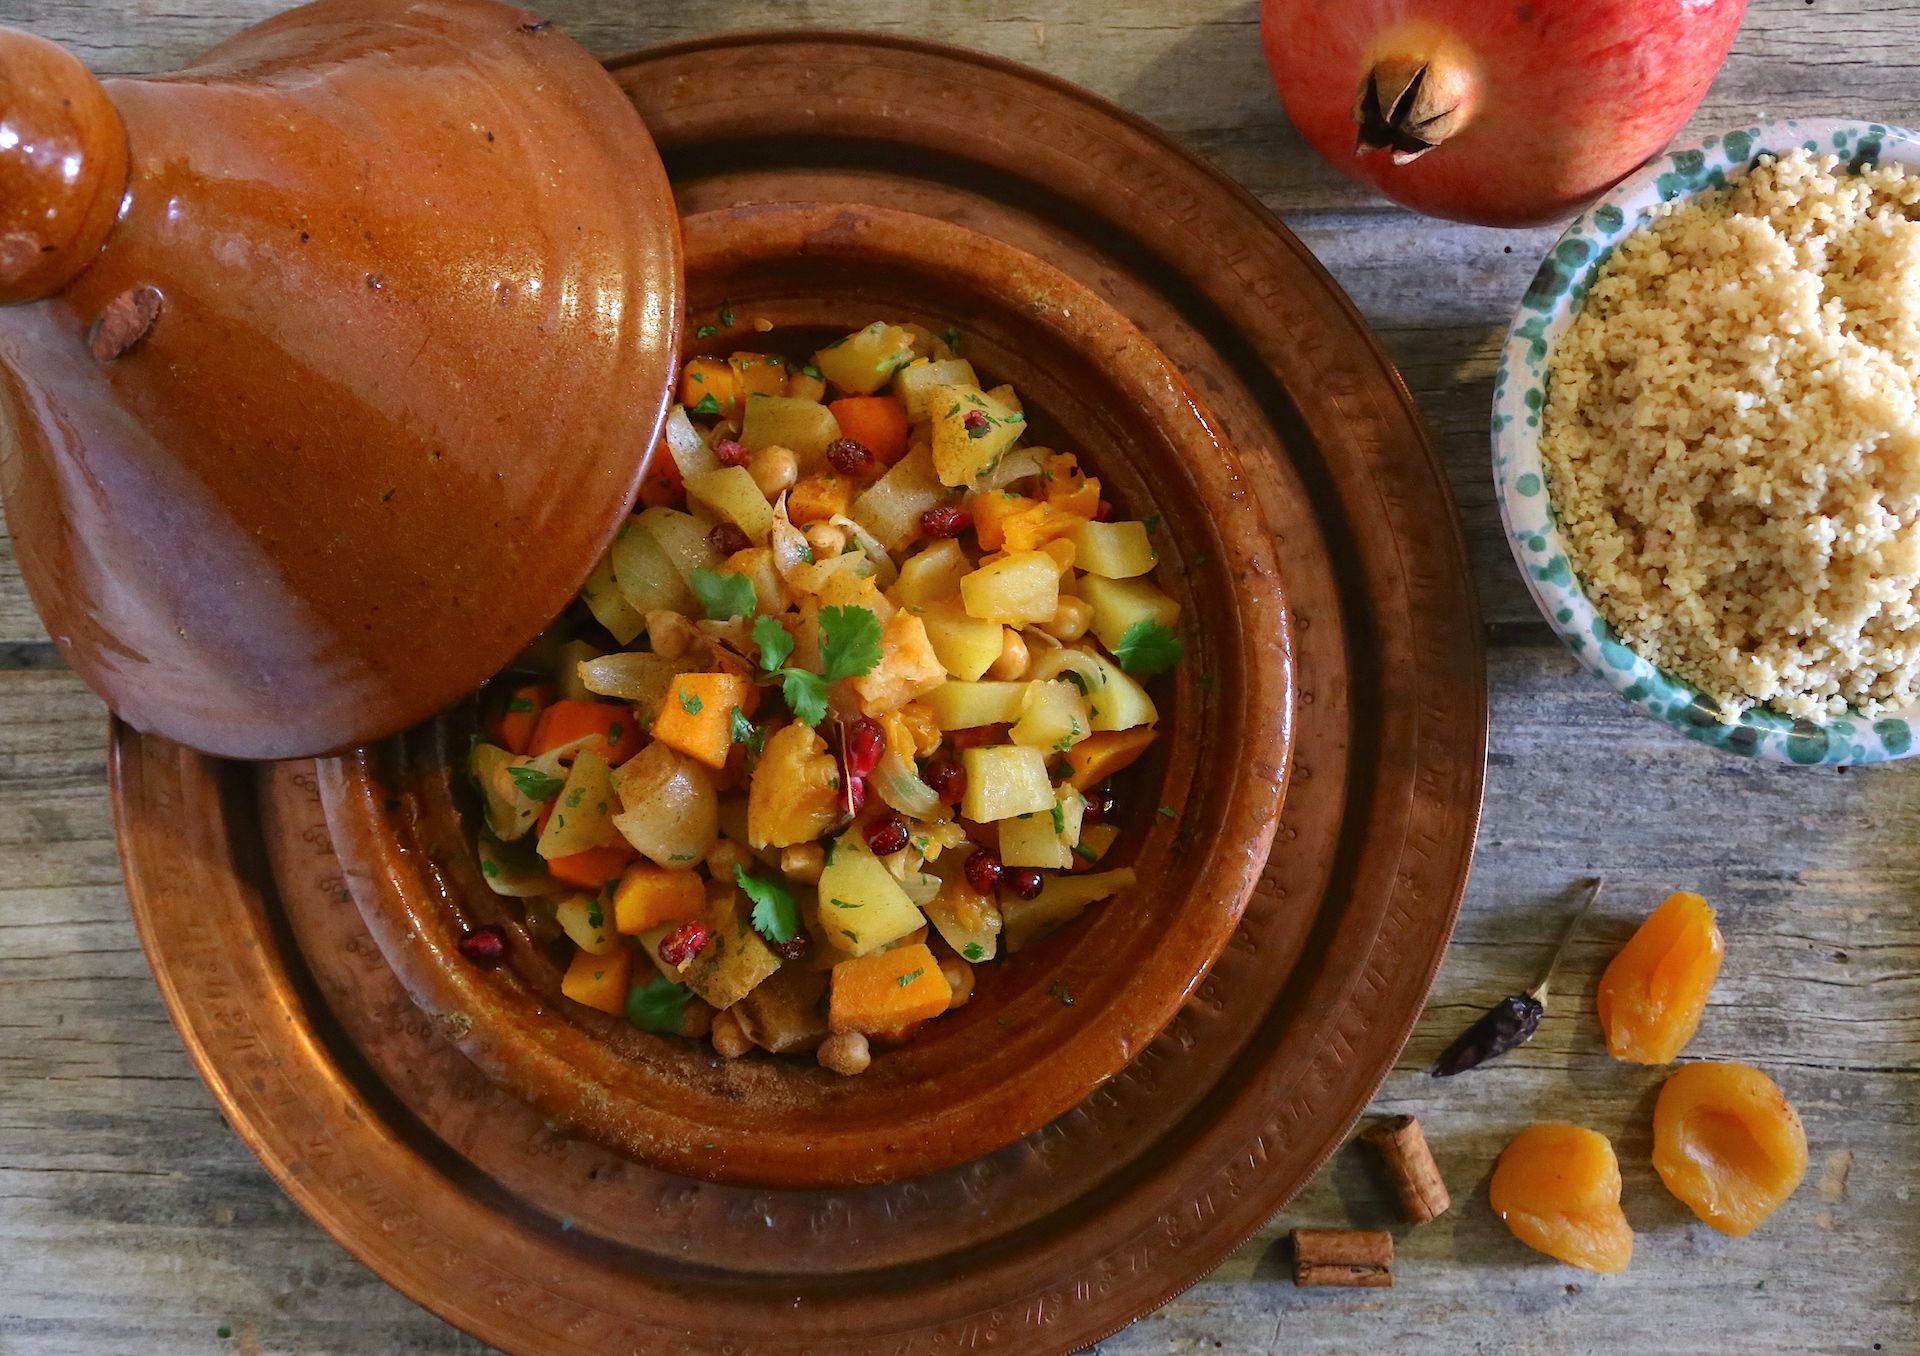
[690,567,757,621]
[626,975,691,1033]
[507,766,564,802]
[729,706,766,754]
[752,614,795,670]
[1112,620,1183,677]
[780,668,829,727]
[735,865,797,944]
[819,604,884,682]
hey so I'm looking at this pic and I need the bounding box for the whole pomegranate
[1260,0,1748,226]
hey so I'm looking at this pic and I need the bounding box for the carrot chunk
[486,682,553,755]
[828,395,910,466]
[529,699,644,765]
[546,844,635,891]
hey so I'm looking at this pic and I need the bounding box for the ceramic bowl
[318,201,1294,1189]
[1494,118,1920,765]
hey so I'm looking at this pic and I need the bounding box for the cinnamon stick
[1291,1228,1393,1287]
[1363,1114,1451,1225]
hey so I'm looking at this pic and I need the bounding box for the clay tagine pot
[0,0,681,759]
[319,201,1295,1189]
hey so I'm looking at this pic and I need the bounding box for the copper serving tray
[111,32,1486,1355]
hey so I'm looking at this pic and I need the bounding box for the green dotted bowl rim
[1493,118,1920,765]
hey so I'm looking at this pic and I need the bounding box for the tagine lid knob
[0,0,683,760]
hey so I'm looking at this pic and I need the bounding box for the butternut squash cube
[612,863,707,934]
[561,945,632,1016]
[650,672,759,770]
[829,942,953,1034]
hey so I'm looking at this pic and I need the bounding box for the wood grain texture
[1,1,1917,1353]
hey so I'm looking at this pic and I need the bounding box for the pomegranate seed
[658,921,714,968]
[1094,499,1114,522]
[707,521,751,556]
[1082,780,1115,823]
[826,437,875,476]
[1005,867,1045,900]
[963,848,1003,895]
[864,814,910,856]
[458,925,508,967]
[962,409,991,436]
[774,933,810,962]
[922,752,966,803]
[713,438,750,467]
[920,504,971,539]
[846,774,868,816]
[843,718,886,779]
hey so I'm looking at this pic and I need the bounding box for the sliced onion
[976,445,1047,491]
[874,746,942,819]
[1029,644,1107,694]
[663,404,719,478]
[830,513,898,587]
[900,869,942,907]
[578,651,687,710]
[769,496,812,579]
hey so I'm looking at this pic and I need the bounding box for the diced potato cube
[555,893,621,956]
[829,942,952,1033]
[930,384,1026,486]
[814,322,918,395]
[1010,678,1091,751]
[650,672,759,770]
[959,551,1059,624]
[1070,520,1157,577]
[892,356,979,422]
[610,518,697,615]
[580,552,644,645]
[891,539,971,606]
[685,466,775,543]
[851,444,948,552]
[852,611,947,716]
[1083,653,1158,731]
[612,863,707,933]
[1002,868,1136,952]
[924,680,1027,730]
[560,946,632,1015]
[1063,727,1156,790]
[537,751,624,860]
[649,887,782,1009]
[788,471,853,525]
[1079,574,1181,649]
[741,393,841,467]
[919,600,1005,681]
[999,787,1084,869]
[1075,822,1121,865]
[746,722,843,849]
[817,836,926,957]
[960,744,1056,822]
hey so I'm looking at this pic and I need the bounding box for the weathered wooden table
[3,2,1916,1352]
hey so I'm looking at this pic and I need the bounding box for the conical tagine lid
[0,0,681,758]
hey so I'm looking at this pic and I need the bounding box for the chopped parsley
[506,694,535,713]
[689,566,757,621]
[1143,514,1161,534]
[1157,804,1178,820]
[827,897,859,909]
[694,324,718,339]
[1049,981,1076,1007]
[897,967,925,987]
[1049,802,1066,835]
[1056,670,1090,694]
[507,766,564,801]
[1112,620,1183,677]
[626,975,691,1033]
[941,325,961,353]
[677,687,703,715]
[802,363,823,380]
[736,865,798,944]
[586,898,604,929]
[962,942,986,961]
[690,393,722,417]
[1071,843,1100,863]
[719,302,736,327]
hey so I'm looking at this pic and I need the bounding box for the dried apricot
[1596,890,1723,1063]
[1488,1123,1634,1273]
[1652,1061,1807,1236]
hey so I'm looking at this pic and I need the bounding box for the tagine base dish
[111,32,1485,1356]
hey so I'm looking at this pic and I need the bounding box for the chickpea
[805,522,848,559]
[646,609,696,660]
[817,1031,871,1076]
[748,444,799,498]
[1040,596,1094,644]
[786,367,827,403]
[710,1007,753,1059]
[678,998,715,1040]
[705,838,753,882]
[986,628,1030,681]
[940,959,975,1011]
[779,842,825,884]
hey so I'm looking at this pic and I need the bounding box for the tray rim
[108,27,1488,1355]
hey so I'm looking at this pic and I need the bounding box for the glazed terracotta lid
[0,0,681,759]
